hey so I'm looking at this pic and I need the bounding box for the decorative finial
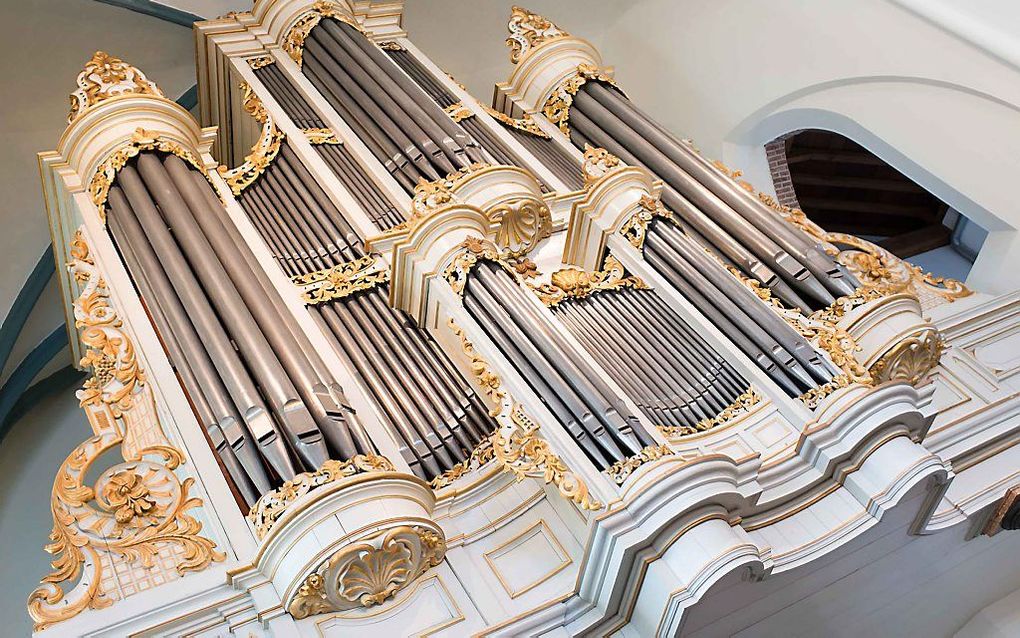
[68,51,163,123]
[581,144,621,186]
[506,6,567,64]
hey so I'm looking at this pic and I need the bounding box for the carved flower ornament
[102,470,158,525]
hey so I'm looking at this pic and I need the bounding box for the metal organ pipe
[111,162,300,483]
[584,83,857,297]
[464,262,657,469]
[552,288,750,434]
[233,140,494,482]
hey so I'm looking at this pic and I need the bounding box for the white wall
[0,386,92,637]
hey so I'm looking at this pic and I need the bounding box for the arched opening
[765,129,987,281]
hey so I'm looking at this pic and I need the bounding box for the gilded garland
[660,387,763,438]
[248,454,397,540]
[605,444,673,485]
[447,318,602,510]
[90,127,209,223]
[217,82,284,195]
[28,230,223,631]
[68,51,164,123]
[291,254,390,305]
[485,104,550,137]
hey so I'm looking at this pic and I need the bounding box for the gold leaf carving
[290,255,390,305]
[68,51,164,123]
[288,525,446,618]
[217,82,284,195]
[605,444,673,485]
[248,454,397,540]
[89,128,210,223]
[506,6,567,64]
[480,103,550,138]
[443,102,474,122]
[28,230,223,632]
[302,127,340,144]
[531,255,647,307]
[581,144,621,186]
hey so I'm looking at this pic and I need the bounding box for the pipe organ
[29,3,1019,636]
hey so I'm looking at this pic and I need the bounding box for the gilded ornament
[291,255,390,305]
[217,82,284,195]
[379,41,404,51]
[490,197,553,257]
[869,328,943,386]
[282,1,364,67]
[431,438,496,490]
[248,454,397,540]
[620,194,675,249]
[246,55,275,70]
[660,387,762,438]
[90,127,210,223]
[68,51,164,123]
[447,318,602,510]
[542,63,621,137]
[581,144,622,186]
[531,255,647,307]
[606,444,673,485]
[302,127,341,144]
[443,102,474,122]
[506,6,567,64]
[288,525,446,618]
[480,103,550,138]
[29,230,223,632]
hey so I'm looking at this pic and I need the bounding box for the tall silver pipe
[641,236,805,395]
[113,168,298,479]
[302,48,426,188]
[304,38,443,180]
[585,82,857,298]
[569,92,838,308]
[136,154,330,471]
[320,21,462,172]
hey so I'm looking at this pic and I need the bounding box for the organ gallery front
[30,2,1020,636]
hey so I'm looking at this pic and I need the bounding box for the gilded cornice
[217,82,284,195]
[447,317,602,510]
[28,230,224,631]
[68,51,164,124]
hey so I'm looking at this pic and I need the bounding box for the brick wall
[765,131,802,209]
